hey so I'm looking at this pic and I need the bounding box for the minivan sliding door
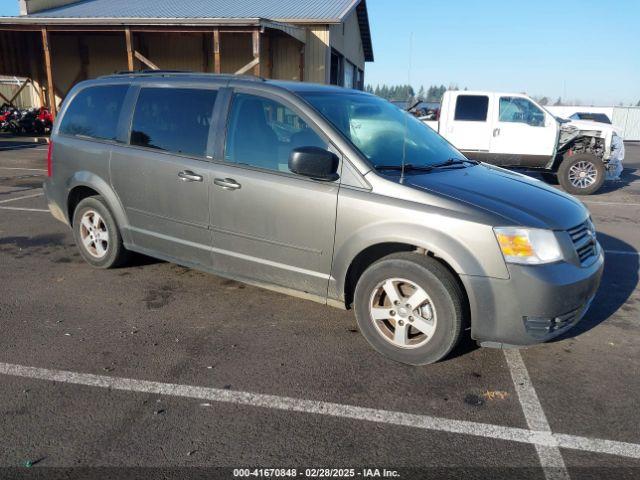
[110,85,218,267]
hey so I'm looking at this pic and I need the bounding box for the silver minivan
[43,73,604,365]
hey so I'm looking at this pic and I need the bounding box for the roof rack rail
[102,71,266,82]
[114,70,191,75]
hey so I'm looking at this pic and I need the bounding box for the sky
[365,0,639,106]
[0,0,637,106]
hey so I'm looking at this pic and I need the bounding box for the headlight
[494,227,563,265]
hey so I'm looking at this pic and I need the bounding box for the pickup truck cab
[423,91,624,195]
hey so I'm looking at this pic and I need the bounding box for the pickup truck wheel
[353,252,465,365]
[558,154,605,195]
[72,196,130,269]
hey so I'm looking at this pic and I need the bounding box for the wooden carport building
[0,0,374,115]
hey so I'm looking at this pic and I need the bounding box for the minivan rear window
[130,88,217,158]
[59,85,128,141]
[454,95,489,122]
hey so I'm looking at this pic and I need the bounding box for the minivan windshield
[301,91,470,172]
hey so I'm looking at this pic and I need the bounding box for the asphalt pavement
[0,135,638,479]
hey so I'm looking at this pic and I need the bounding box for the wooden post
[252,29,261,77]
[41,27,56,116]
[213,29,221,74]
[299,46,305,83]
[125,28,134,71]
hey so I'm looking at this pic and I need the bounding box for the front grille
[568,220,598,266]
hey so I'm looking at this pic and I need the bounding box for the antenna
[400,32,414,184]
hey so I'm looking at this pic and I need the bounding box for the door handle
[493,128,501,137]
[178,170,203,182]
[214,178,241,190]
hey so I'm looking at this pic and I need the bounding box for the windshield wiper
[430,158,479,168]
[374,164,434,172]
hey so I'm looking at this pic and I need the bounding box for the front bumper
[606,136,625,181]
[463,249,604,347]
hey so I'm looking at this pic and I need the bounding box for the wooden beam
[213,29,221,74]
[41,27,56,116]
[252,29,260,77]
[234,57,259,76]
[299,46,305,83]
[134,50,159,70]
[125,28,134,71]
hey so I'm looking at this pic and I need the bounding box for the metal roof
[27,0,360,22]
[1,0,374,62]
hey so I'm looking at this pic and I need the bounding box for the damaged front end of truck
[553,121,625,181]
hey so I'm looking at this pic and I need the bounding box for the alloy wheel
[79,210,109,259]
[368,278,437,349]
[568,161,598,189]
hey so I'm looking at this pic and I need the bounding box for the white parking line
[584,201,640,207]
[504,349,570,479]
[1,362,640,460]
[0,166,47,172]
[0,192,44,204]
[0,206,49,212]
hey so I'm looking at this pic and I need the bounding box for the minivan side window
[59,85,128,141]
[454,95,489,122]
[130,88,217,158]
[224,93,327,173]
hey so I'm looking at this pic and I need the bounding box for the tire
[540,172,558,185]
[558,153,605,195]
[72,195,130,269]
[353,252,466,365]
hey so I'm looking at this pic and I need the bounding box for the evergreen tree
[554,97,563,106]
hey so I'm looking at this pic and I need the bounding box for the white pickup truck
[420,91,624,195]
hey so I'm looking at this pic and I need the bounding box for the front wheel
[558,153,605,195]
[353,253,466,365]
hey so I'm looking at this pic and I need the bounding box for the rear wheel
[558,153,605,195]
[72,196,130,269]
[353,252,465,365]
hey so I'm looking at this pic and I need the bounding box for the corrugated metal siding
[329,10,364,69]
[30,0,356,21]
[272,35,302,81]
[304,27,329,83]
[612,107,640,142]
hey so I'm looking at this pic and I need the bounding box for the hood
[405,164,588,230]
[562,118,620,137]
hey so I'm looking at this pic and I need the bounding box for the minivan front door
[209,92,339,300]
[110,86,219,266]
[489,95,557,167]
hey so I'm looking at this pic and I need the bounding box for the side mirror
[289,147,339,181]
